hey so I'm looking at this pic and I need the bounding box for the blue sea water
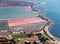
[31,0,60,38]
[0,7,37,19]
[0,0,60,38]
[19,0,60,38]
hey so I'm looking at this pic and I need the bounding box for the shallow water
[32,0,60,38]
[0,0,60,38]
[0,6,37,19]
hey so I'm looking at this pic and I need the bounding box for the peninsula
[0,0,60,44]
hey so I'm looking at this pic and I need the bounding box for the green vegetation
[12,34,28,39]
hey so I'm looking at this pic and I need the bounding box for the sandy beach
[30,2,60,43]
[0,0,59,40]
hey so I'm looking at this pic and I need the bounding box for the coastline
[31,3,60,41]
[0,1,60,44]
[0,0,60,42]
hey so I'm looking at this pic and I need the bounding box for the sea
[0,0,60,38]
[31,0,60,38]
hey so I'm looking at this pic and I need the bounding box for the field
[12,34,28,39]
